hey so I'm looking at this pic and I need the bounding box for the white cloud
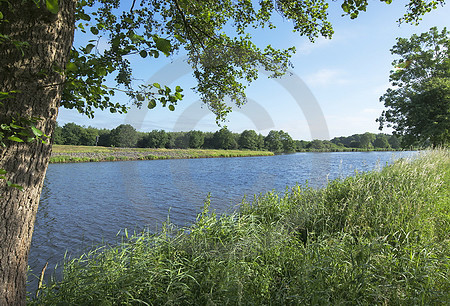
[371,83,392,96]
[324,113,382,138]
[297,36,333,55]
[362,108,384,115]
[304,69,351,87]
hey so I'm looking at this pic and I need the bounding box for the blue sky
[58,1,449,140]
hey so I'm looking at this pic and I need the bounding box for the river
[28,151,417,293]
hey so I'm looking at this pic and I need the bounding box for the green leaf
[152,50,160,58]
[7,182,23,190]
[46,0,59,14]
[341,3,350,13]
[98,67,107,76]
[85,43,95,54]
[8,136,23,142]
[168,105,175,111]
[31,126,44,137]
[130,34,144,43]
[79,12,91,21]
[174,34,186,44]
[0,11,3,20]
[0,169,6,175]
[155,38,171,56]
[139,50,148,58]
[90,27,99,35]
[9,124,23,129]
[148,99,156,109]
[175,86,183,92]
[153,83,161,89]
[66,62,77,72]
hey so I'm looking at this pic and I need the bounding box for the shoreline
[49,145,274,163]
[49,145,411,164]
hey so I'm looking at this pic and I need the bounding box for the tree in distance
[359,132,375,149]
[138,129,169,148]
[239,130,259,150]
[213,127,238,150]
[109,124,139,148]
[279,130,295,152]
[373,134,390,149]
[265,130,283,152]
[378,27,450,147]
[187,130,204,149]
[0,0,445,304]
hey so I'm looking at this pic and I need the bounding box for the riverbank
[31,149,449,304]
[50,145,274,163]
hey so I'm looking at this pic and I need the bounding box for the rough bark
[0,1,76,304]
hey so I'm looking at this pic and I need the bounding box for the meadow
[50,145,274,163]
[31,149,449,304]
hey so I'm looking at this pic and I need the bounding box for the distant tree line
[299,132,403,151]
[54,123,405,152]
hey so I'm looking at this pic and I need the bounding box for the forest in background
[53,122,406,153]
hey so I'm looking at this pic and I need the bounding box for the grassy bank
[50,145,274,163]
[31,150,449,304]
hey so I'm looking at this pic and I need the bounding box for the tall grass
[30,149,449,305]
[50,146,274,163]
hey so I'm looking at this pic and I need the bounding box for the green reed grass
[50,146,273,163]
[30,149,449,305]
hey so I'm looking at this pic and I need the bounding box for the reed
[30,149,450,305]
[50,146,274,163]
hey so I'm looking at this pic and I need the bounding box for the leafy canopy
[2,0,441,122]
[378,27,450,147]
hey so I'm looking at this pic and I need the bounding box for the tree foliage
[238,129,259,150]
[213,127,237,150]
[373,134,390,148]
[187,130,204,149]
[138,129,168,148]
[61,0,338,120]
[265,130,283,152]
[109,124,139,147]
[279,130,295,152]
[378,27,450,147]
[53,124,407,152]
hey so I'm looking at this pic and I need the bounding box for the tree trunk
[0,1,76,304]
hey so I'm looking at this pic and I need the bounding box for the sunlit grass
[50,145,273,163]
[31,149,450,304]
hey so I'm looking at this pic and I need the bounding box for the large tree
[213,127,237,150]
[109,124,139,147]
[0,0,445,304]
[238,129,259,150]
[378,27,450,147]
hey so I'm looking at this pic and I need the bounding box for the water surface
[28,151,416,293]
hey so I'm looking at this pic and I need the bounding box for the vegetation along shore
[50,145,274,163]
[31,149,449,304]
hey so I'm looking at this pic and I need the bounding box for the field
[50,145,274,163]
[31,149,450,304]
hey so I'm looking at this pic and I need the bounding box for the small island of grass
[50,145,274,163]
